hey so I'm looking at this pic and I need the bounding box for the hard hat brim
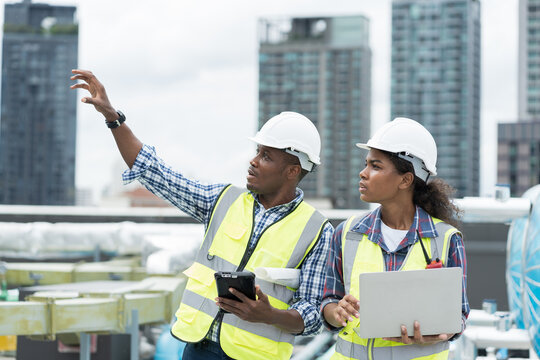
[355,143,370,150]
[249,136,321,165]
[248,135,284,151]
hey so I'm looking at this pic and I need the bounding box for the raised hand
[70,69,117,121]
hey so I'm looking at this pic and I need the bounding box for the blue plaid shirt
[123,145,333,339]
[321,206,469,337]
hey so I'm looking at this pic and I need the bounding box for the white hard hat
[249,112,321,171]
[356,117,437,182]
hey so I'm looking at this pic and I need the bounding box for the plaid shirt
[321,206,469,337]
[123,145,333,340]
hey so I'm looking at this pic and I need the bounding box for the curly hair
[383,150,462,229]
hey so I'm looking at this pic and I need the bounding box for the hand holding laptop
[382,320,454,344]
[355,268,462,339]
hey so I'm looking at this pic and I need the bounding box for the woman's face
[358,149,405,204]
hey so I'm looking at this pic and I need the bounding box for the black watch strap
[106,110,126,129]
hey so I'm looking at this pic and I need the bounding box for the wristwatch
[106,110,126,129]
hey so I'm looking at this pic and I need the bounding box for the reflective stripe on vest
[171,185,327,360]
[333,215,460,360]
[333,339,449,360]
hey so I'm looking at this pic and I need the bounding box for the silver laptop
[354,267,462,339]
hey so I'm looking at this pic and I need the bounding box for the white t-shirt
[381,221,409,252]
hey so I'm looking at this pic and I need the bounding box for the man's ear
[399,172,415,190]
[286,164,302,181]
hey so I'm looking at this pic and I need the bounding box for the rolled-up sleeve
[122,144,226,224]
[320,221,346,332]
[447,232,469,340]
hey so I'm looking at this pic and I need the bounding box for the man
[70,69,333,360]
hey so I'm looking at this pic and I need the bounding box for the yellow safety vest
[331,214,460,360]
[171,185,327,360]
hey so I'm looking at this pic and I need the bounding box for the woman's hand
[323,294,360,328]
[383,321,454,344]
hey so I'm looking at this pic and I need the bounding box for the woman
[321,118,469,360]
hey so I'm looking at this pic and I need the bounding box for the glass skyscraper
[519,0,540,120]
[497,121,540,196]
[258,16,371,209]
[0,0,78,205]
[391,0,481,197]
[497,0,540,196]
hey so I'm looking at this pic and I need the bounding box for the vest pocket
[182,263,216,298]
[176,301,199,324]
[179,263,218,324]
[208,222,248,261]
[221,222,247,240]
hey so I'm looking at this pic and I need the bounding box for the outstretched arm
[70,69,142,168]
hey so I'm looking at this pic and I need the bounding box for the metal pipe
[128,309,139,360]
[454,197,531,223]
[466,309,503,327]
[316,343,336,360]
[291,331,334,360]
[462,326,530,349]
[79,332,91,360]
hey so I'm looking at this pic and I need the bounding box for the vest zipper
[368,338,374,360]
[236,204,257,271]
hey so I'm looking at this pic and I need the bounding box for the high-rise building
[0,0,78,205]
[497,120,540,196]
[391,0,481,197]
[497,0,540,196]
[519,0,540,120]
[258,16,371,209]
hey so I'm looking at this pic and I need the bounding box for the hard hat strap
[285,148,314,172]
[397,152,430,183]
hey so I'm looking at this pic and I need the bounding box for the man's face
[246,145,293,195]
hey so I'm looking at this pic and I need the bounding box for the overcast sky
[2,0,519,202]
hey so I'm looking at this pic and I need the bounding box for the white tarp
[0,222,204,272]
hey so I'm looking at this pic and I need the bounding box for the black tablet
[214,271,256,302]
